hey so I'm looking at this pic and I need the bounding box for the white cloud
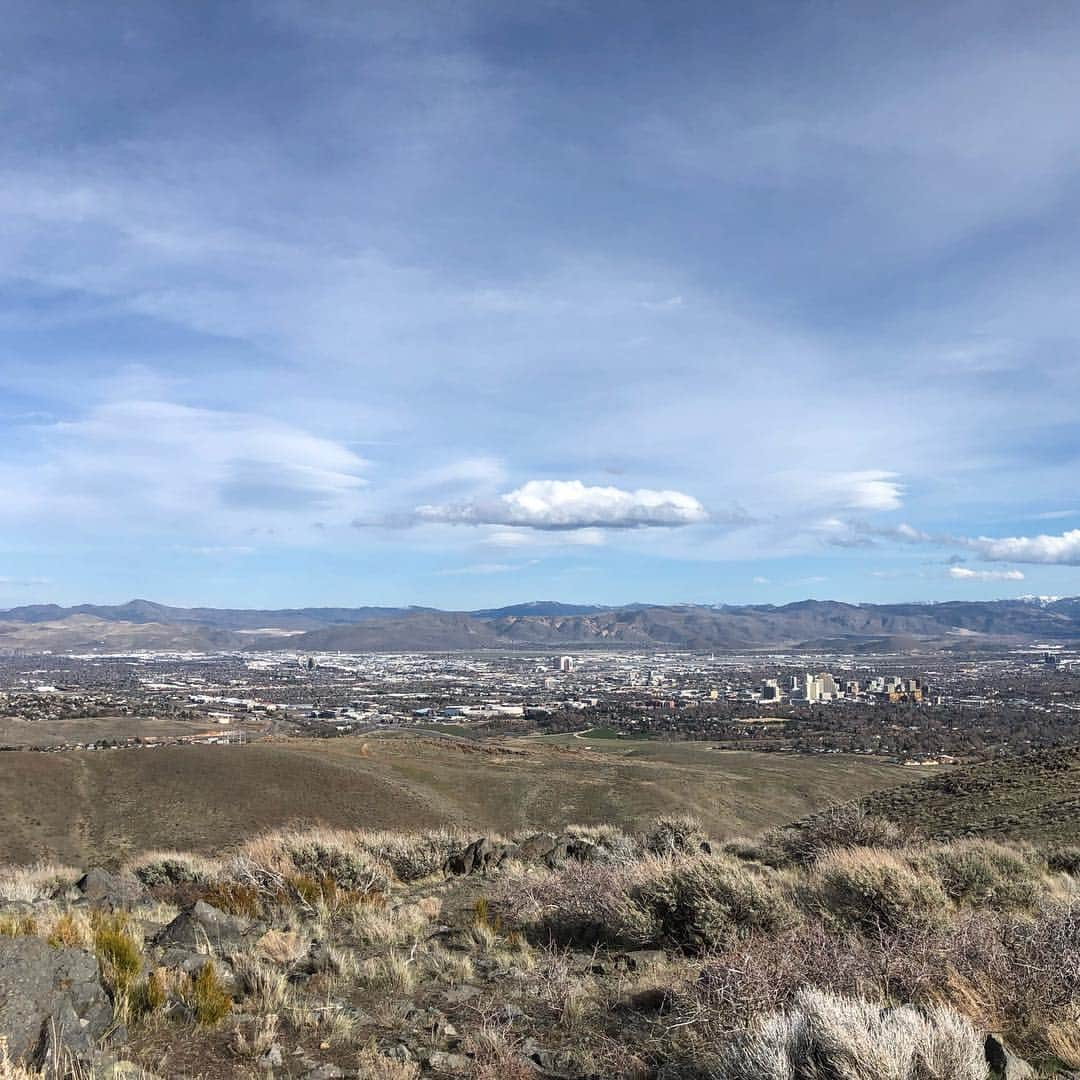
[827,471,904,511]
[966,529,1080,565]
[0,399,369,535]
[949,567,1025,581]
[416,479,708,530]
[435,559,538,576]
[752,575,770,584]
[783,471,904,519]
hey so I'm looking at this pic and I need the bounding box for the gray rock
[76,869,145,909]
[258,1044,284,1069]
[516,833,560,862]
[427,1050,471,1073]
[154,900,258,952]
[0,936,114,1066]
[985,1034,1037,1079]
[444,837,517,875]
[39,999,96,1068]
[304,1065,346,1080]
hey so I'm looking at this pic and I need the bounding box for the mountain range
[1,597,1079,653]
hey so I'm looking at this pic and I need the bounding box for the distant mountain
[0,597,1078,652]
[0,600,421,631]
[470,601,610,619]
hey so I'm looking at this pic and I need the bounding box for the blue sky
[2,0,1080,609]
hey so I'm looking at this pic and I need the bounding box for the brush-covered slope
[859,744,1080,843]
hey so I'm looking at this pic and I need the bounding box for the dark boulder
[75,869,145,910]
[444,838,517,876]
[985,1034,1037,1079]
[0,936,114,1067]
[154,900,259,952]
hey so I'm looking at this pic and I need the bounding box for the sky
[2,0,1080,610]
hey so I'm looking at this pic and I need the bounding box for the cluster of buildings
[761,673,925,705]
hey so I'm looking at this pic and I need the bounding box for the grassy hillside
[0,735,927,867]
[860,744,1080,844]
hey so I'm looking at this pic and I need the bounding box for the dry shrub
[810,847,949,932]
[0,914,37,939]
[565,823,640,862]
[1046,846,1080,876]
[187,960,233,1027]
[43,909,92,949]
[772,805,909,867]
[506,852,795,953]
[466,1027,536,1080]
[645,816,710,857]
[231,952,289,1012]
[349,900,437,946]
[688,922,874,1031]
[359,951,416,994]
[254,928,305,965]
[683,900,1080,1067]
[128,850,220,889]
[498,860,657,947]
[285,836,389,894]
[706,988,986,1080]
[233,828,391,899]
[203,880,261,919]
[423,941,475,985]
[230,1013,279,1059]
[631,855,798,952]
[352,828,472,882]
[1046,1018,1080,1070]
[0,1038,42,1080]
[721,836,784,866]
[924,839,1043,912]
[93,912,144,1022]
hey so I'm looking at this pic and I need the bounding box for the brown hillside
[0,735,925,867]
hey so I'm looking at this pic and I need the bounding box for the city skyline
[3,2,1080,608]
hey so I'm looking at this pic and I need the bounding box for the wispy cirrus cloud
[0,399,369,534]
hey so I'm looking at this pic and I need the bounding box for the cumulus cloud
[846,521,1080,568]
[416,479,708,530]
[966,529,1080,565]
[949,567,1025,581]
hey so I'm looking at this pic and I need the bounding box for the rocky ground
[0,814,1077,1079]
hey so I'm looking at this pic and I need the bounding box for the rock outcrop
[0,936,114,1068]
